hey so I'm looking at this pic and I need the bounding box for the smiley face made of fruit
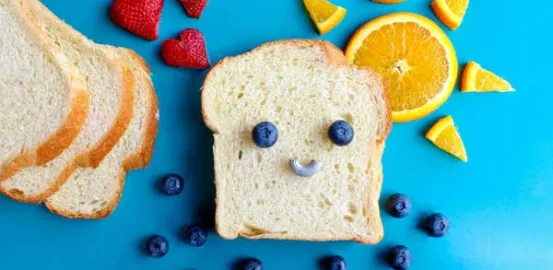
[251,120,354,177]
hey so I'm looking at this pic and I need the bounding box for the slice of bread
[0,0,136,203]
[45,48,159,219]
[0,0,89,178]
[202,40,391,243]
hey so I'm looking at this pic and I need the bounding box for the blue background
[1,0,551,269]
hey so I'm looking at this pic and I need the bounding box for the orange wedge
[303,0,347,35]
[345,12,458,122]
[431,0,470,30]
[461,61,514,92]
[372,0,406,4]
[426,116,468,162]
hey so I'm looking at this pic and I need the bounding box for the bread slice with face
[202,40,391,243]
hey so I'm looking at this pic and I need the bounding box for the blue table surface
[2,0,552,269]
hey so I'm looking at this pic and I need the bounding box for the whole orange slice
[426,115,468,162]
[345,12,458,122]
[461,61,514,92]
[303,0,347,35]
[431,0,470,30]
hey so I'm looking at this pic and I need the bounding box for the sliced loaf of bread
[45,47,158,218]
[0,0,89,178]
[45,47,159,219]
[202,40,391,243]
[0,0,136,203]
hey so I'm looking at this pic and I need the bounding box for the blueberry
[186,225,208,246]
[329,255,347,270]
[328,120,354,146]
[387,193,412,218]
[146,235,169,258]
[243,258,263,270]
[161,174,184,195]
[425,213,449,237]
[252,122,278,148]
[388,245,411,270]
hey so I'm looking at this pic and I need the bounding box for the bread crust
[202,40,391,244]
[121,49,159,171]
[0,0,137,203]
[0,0,90,181]
[79,64,135,168]
[44,48,159,219]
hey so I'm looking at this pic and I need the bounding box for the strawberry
[161,29,210,69]
[110,0,163,40]
[179,0,208,19]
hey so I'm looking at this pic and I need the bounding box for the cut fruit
[461,61,514,92]
[425,116,467,162]
[372,0,406,4]
[431,0,470,30]
[303,0,347,35]
[345,12,458,122]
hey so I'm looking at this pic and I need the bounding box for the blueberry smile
[289,159,323,177]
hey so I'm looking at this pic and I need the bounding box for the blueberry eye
[328,120,354,146]
[252,122,278,148]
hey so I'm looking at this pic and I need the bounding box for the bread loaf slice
[0,0,136,203]
[202,40,391,243]
[45,48,158,218]
[0,0,89,178]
